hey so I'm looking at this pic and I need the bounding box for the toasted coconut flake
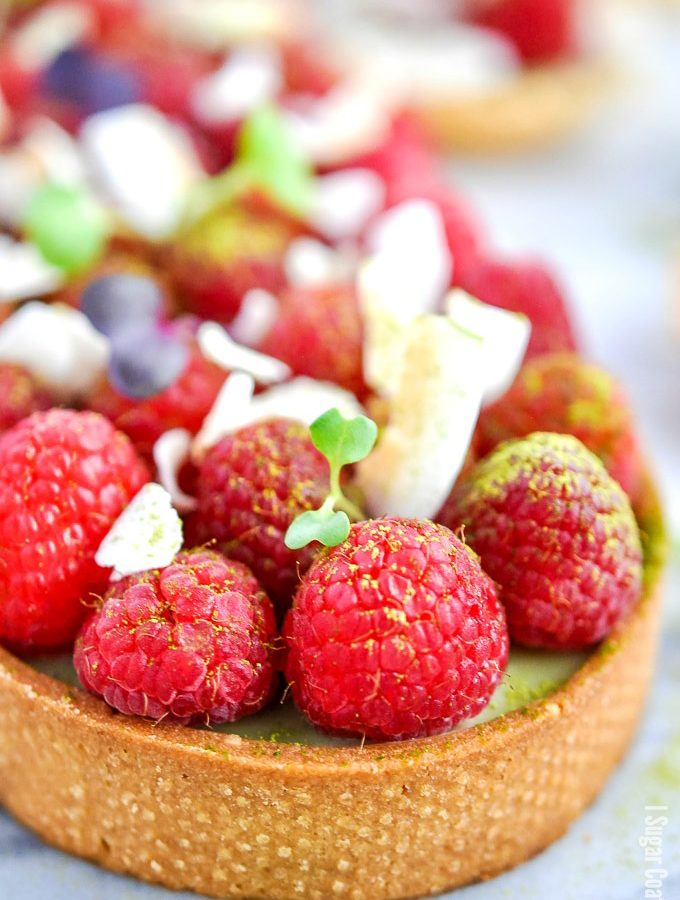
[191,46,282,125]
[153,429,197,514]
[95,484,183,581]
[197,320,291,383]
[230,289,280,346]
[310,168,384,241]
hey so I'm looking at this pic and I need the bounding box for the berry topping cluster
[0,0,645,745]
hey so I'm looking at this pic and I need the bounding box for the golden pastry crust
[0,477,666,900]
[414,59,612,154]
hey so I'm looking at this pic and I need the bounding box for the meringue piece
[359,200,452,397]
[80,104,203,239]
[445,289,530,401]
[0,301,108,399]
[11,1,94,71]
[0,236,64,302]
[358,315,486,519]
[310,168,385,241]
[153,429,197,514]
[284,237,354,289]
[95,483,183,581]
[197,320,291,383]
[192,371,256,460]
[193,372,363,457]
[283,81,393,166]
[230,288,280,346]
[191,46,282,125]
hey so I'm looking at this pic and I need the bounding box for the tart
[0,477,666,900]
[0,4,666,899]
[316,0,613,154]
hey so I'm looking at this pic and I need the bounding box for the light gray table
[2,6,679,899]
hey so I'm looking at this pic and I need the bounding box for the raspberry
[456,257,579,359]
[74,548,278,724]
[88,342,227,463]
[466,0,578,64]
[167,194,304,322]
[0,364,53,433]
[439,432,643,650]
[257,282,367,399]
[284,518,509,741]
[186,419,329,614]
[0,409,149,652]
[475,353,642,499]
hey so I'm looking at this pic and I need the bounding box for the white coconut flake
[153,429,197,514]
[445,289,530,401]
[230,288,280,346]
[80,104,204,239]
[192,371,256,460]
[193,372,363,457]
[23,116,88,187]
[284,237,355,288]
[0,302,108,398]
[358,315,486,519]
[151,0,303,48]
[0,236,65,303]
[11,1,95,71]
[310,168,385,242]
[197,320,291,383]
[95,483,184,581]
[191,46,282,125]
[283,80,393,166]
[359,200,452,397]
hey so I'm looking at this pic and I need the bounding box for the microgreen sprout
[284,408,377,550]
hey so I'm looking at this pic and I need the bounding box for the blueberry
[109,327,189,400]
[81,274,164,338]
[41,47,140,114]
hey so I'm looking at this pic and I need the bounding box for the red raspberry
[439,432,643,650]
[284,518,509,741]
[0,409,149,652]
[257,282,367,399]
[74,548,278,724]
[186,419,329,614]
[88,342,227,463]
[466,0,578,64]
[456,257,579,359]
[475,353,642,499]
[167,194,304,323]
[0,364,53,433]
[343,115,439,190]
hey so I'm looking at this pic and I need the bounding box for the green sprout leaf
[183,104,313,227]
[285,508,350,551]
[284,408,378,551]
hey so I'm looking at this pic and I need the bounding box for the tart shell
[413,60,611,154]
[0,480,666,900]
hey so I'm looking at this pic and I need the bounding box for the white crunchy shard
[445,289,530,401]
[95,484,184,581]
[191,46,282,124]
[192,371,256,460]
[310,168,384,241]
[153,429,197,515]
[197,320,291,383]
[359,199,452,397]
[0,302,108,398]
[193,372,362,457]
[0,236,64,303]
[284,81,393,166]
[230,288,279,346]
[80,104,203,239]
[284,237,354,288]
[11,1,94,71]
[357,315,486,519]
